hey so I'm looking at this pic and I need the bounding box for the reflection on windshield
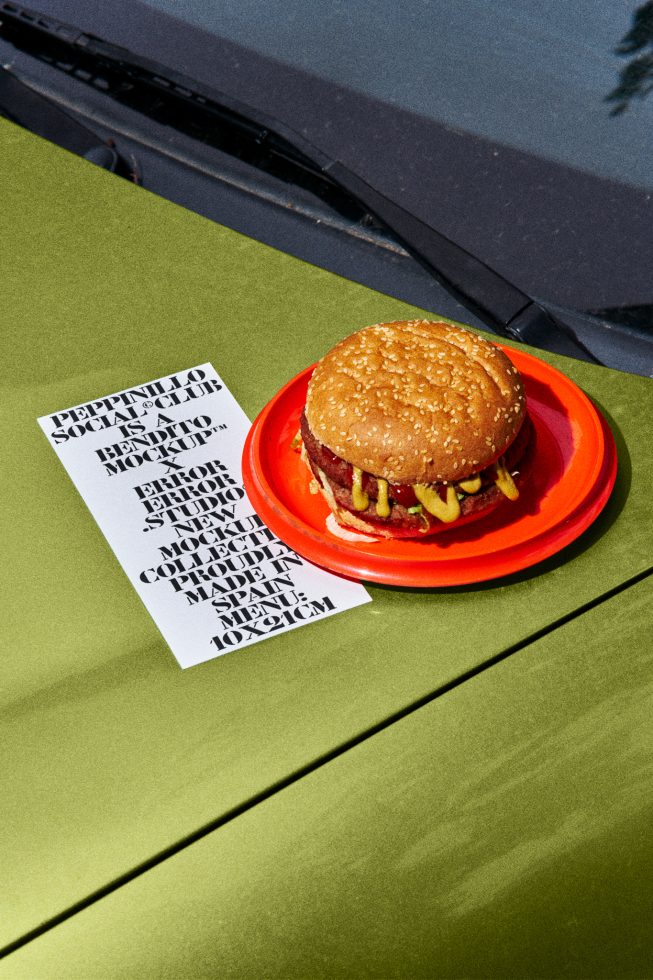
[606,0,653,114]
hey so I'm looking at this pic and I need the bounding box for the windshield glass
[144,0,652,192]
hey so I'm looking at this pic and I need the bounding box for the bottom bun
[328,493,505,539]
[325,513,382,543]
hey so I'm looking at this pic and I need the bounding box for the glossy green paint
[2,118,653,949]
[5,577,652,978]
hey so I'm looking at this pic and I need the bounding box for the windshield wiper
[0,3,374,228]
[0,2,602,365]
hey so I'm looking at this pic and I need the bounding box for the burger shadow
[370,395,630,595]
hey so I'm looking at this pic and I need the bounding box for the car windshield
[144,0,652,193]
[2,0,650,354]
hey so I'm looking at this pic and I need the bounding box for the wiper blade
[0,2,602,365]
[0,3,373,227]
[327,165,602,363]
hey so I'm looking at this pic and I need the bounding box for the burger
[298,319,533,538]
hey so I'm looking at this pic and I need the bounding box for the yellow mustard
[494,458,519,500]
[457,475,482,494]
[375,478,391,518]
[352,467,369,511]
[413,483,461,523]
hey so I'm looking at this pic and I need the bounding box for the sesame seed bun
[305,319,525,484]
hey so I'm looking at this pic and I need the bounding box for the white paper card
[38,364,370,668]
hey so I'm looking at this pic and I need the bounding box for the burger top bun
[305,319,526,485]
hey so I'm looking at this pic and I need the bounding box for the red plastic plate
[242,347,617,585]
